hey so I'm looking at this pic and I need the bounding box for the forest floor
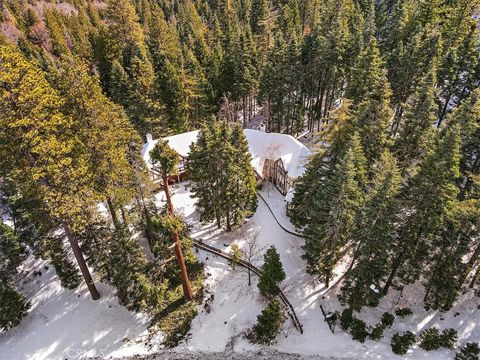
[0,183,478,359]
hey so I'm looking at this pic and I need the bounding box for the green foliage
[339,150,401,310]
[150,139,180,176]
[395,308,413,318]
[229,244,243,270]
[391,331,416,355]
[455,343,480,360]
[339,308,353,331]
[252,299,284,344]
[419,328,443,351]
[381,312,395,328]
[187,121,257,231]
[369,323,385,341]
[108,228,164,312]
[47,239,81,290]
[419,328,457,351]
[258,246,285,298]
[302,133,365,287]
[0,280,30,331]
[349,317,369,343]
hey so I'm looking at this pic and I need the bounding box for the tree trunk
[62,220,100,300]
[162,174,193,301]
[469,266,479,288]
[106,197,120,229]
[383,252,404,295]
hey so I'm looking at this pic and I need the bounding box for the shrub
[252,299,284,344]
[395,307,413,318]
[440,328,458,349]
[419,328,443,351]
[369,323,385,341]
[455,342,480,360]
[350,317,369,343]
[340,308,353,331]
[381,312,395,327]
[391,331,416,355]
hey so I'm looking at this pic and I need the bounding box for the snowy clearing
[0,183,478,360]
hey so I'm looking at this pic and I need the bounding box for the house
[141,129,311,209]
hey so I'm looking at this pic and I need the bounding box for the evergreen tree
[393,68,437,172]
[354,72,393,168]
[340,150,401,310]
[0,222,30,330]
[187,121,257,230]
[150,139,194,301]
[447,89,480,200]
[0,45,101,300]
[384,125,461,294]
[258,246,286,297]
[290,101,359,227]
[53,57,142,230]
[108,228,163,312]
[252,299,284,344]
[455,343,480,360]
[302,133,365,287]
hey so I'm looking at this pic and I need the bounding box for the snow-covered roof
[141,130,200,167]
[142,129,311,179]
[244,129,311,178]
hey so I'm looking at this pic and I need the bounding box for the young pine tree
[252,299,284,344]
[258,246,286,298]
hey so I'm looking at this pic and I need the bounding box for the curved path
[256,193,304,238]
[192,239,304,334]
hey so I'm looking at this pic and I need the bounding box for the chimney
[146,133,153,143]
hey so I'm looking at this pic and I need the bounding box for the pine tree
[455,343,480,360]
[447,89,480,200]
[53,57,142,230]
[108,227,163,312]
[229,124,258,225]
[354,73,393,168]
[383,125,461,294]
[290,101,359,228]
[423,200,480,310]
[187,121,257,230]
[258,246,286,297]
[0,222,30,330]
[0,45,101,300]
[340,150,401,310]
[252,299,284,344]
[302,133,365,287]
[393,68,437,172]
[150,139,194,301]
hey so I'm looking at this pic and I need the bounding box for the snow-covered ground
[1,183,478,359]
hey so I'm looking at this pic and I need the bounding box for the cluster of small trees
[187,120,257,231]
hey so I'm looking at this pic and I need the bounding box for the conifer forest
[0,0,479,359]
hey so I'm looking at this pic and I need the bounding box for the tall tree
[383,125,461,293]
[339,150,401,310]
[0,45,101,300]
[302,133,365,287]
[150,140,194,301]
